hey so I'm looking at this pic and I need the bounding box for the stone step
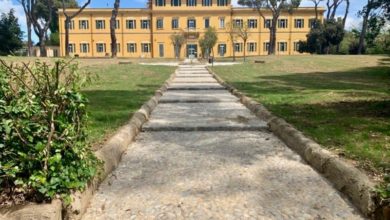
[159,90,239,103]
[167,82,225,90]
[143,102,268,131]
[172,77,218,83]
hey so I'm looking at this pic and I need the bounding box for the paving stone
[172,77,218,83]
[168,82,225,90]
[82,131,363,220]
[159,90,239,103]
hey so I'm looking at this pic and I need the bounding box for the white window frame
[96,43,106,53]
[80,43,89,53]
[95,20,105,29]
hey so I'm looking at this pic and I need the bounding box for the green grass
[82,64,174,146]
[212,55,390,175]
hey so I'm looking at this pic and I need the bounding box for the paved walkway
[83,65,364,219]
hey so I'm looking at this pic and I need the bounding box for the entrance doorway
[186,44,198,58]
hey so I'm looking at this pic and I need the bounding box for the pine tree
[0,10,23,55]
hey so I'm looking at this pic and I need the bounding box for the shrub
[0,59,100,205]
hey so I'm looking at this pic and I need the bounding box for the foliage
[47,31,60,46]
[0,59,100,205]
[365,15,385,47]
[348,39,366,54]
[170,32,186,59]
[0,10,23,56]
[198,27,218,58]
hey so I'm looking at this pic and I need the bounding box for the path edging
[0,71,176,220]
[206,66,379,218]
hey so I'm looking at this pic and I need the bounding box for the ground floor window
[159,44,164,57]
[234,43,243,52]
[263,42,269,52]
[141,43,151,53]
[68,43,76,53]
[111,43,120,53]
[293,42,301,51]
[96,43,106,53]
[248,42,257,52]
[218,44,226,56]
[80,43,89,53]
[278,42,287,52]
[127,43,137,53]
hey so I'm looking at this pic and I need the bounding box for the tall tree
[0,10,23,55]
[170,32,186,59]
[357,0,383,54]
[110,0,120,58]
[238,0,301,55]
[342,0,350,29]
[311,0,324,22]
[198,27,218,58]
[21,0,53,57]
[235,21,250,62]
[61,0,92,56]
[326,0,343,20]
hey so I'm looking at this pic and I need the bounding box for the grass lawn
[212,55,390,178]
[82,63,175,146]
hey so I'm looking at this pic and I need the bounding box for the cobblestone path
[83,65,364,220]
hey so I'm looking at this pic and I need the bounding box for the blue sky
[1,0,365,42]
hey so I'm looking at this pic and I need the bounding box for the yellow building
[58,1,324,58]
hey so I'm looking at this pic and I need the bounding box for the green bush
[0,59,100,204]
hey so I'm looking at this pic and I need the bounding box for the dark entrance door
[186,44,198,58]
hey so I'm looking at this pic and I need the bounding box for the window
[96,43,106,53]
[309,19,317,28]
[218,44,226,56]
[115,20,120,29]
[278,19,288,28]
[217,0,227,6]
[248,19,257,29]
[157,18,164,29]
[219,17,225,28]
[264,19,272,28]
[156,0,166,6]
[248,42,257,52]
[172,18,179,29]
[234,43,243,52]
[126,20,136,29]
[263,42,269,52]
[96,20,105,29]
[66,20,75,30]
[141,20,150,29]
[79,20,89,29]
[112,43,120,52]
[127,43,137,53]
[80,43,89,53]
[188,18,196,29]
[233,19,243,28]
[294,19,304,28]
[159,44,164,57]
[187,0,196,6]
[171,0,181,6]
[204,18,210,28]
[68,43,75,53]
[294,42,301,51]
[141,43,151,53]
[202,0,212,6]
[278,42,287,52]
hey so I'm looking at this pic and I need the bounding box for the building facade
[58,1,324,58]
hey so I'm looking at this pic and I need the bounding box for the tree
[225,22,237,61]
[61,0,91,56]
[235,21,250,62]
[311,0,324,22]
[326,0,344,20]
[0,10,23,55]
[170,32,186,59]
[323,19,345,53]
[342,0,350,29]
[357,0,383,54]
[198,27,218,58]
[110,0,120,58]
[21,0,53,57]
[238,0,301,55]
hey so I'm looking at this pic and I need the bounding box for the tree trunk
[243,40,246,62]
[39,34,47,57]
[65,17,70,56]
[269,17,278,55]
[110,0,120,58]
[342,0,350,29]
[231,39,236,61]
[358,11,370,54]
[26,17,32,56]
[314,2,319,21]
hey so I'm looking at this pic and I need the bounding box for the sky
[1,0,366,42]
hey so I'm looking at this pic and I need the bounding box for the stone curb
[0,71,176,220]
[206,67,380,218]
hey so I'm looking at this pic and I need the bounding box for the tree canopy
[0,10,23,55]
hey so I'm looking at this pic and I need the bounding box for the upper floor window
[187,0,196,6]
[233,19,243,28]
[96,43,106,53]
[79,20,89,29]
[278,42,287,52]
[156,0,166,6]
[309,18,317,28]
[172,18,179,29]
[188,18,196,29]
[204,18,210,28]
[217,0,228,6]
[202,0,212,6]
[171,0,181,6]
[294,19,304,28]
[157,18,164,29]
[278,19,288,28]
[141,19,150,29]
[96,20,105,29]
[65,20,75,30]
[126,20,136,29]
[264,19,272,28]
[248,19,257,29]
[219,17,225,28]
[115,20,120,29]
